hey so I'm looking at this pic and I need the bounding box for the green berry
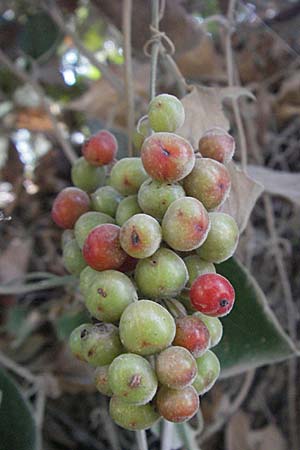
[133,120,150,152]
[74,211,115,249]
[134,248,188,299]
[115,195,142,226]
[197,212,239,263]
[120,213,162,258]
[63,239,86,276]
[94,366,113,396]
[119,300,176,355]
[193,350,220,395]
[108,353,158,404]
[80,267,138,322]
[61,229,75,248]
[91,186,123,217]
[193,312,223,348]
[148,94,185,132]
[71,157,106,193]
[110,158,148,195]
[156,346,197,389]
[138,179,185,221]
[109,396,160,430]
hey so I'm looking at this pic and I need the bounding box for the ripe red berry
[173,315,210,357]
[83,224,127,271]
[190,273,235,317]
[82,130,118,166]
[156,385,199,423]
[51,187,90,229]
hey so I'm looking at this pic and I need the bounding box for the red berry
[156,385,199,423]
[173,316,210,357]
[190,273,235,317]
[83,224,127,271]
[82,130,118,166]
[51,187,90,229]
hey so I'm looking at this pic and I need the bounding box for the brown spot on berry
[88,349,95,357]
[141,340,151,347]
[131,230,140,246]
[129,374,142,388]
[219,298,229,307]
[80,328,89,339]
[97,288,107,297]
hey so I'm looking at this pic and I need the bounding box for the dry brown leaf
[225,411,252,450]
[221,163,264,232]
[0,237,32,283]
[249,424,287,450]
[247,165,300,206]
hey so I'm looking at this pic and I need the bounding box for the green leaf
[215,258,297,377]
[0,368,38,450]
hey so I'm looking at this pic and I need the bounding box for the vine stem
[150,0,160,100]
[136,429,148,450]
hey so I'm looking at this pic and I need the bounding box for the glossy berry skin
[193,350,220,395]
[198,128,235,164]
[82,130,118,166]
[119,300,176,356]
[91,186,123,218]
[51,187,90,229]
[116,195,142,226]
[83,224,127,271]
[120,214,162,259]
[141,132,195,182]
[94,366,113,396]
[173,315,210,358]
[148,94,185,132]
[63,239,86,276]
[155,346,197,389]
[74,211,115,249]
[110,158,148,195]
[162,197,210,252]
[71,157,105,192]
[156,385,199,423]
[108,353,158,405]
[190,273,235,317]
[183,158,231,211]
[109,396,160,431]
[193,312,223,348]
[197,212,239,264]
[134,248,188,299]
[80,267,138,322]
[137,179,185,221]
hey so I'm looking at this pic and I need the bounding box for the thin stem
[160,420,173,450]
[135,429,148,450]
[122,0,135,156]
[0,275,75,295]
[150,0,160,100]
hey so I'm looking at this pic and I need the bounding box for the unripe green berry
[156,346,197,389]
[94,366,113,396]
[91,186,123,217]
[116,195,142,226]
[71,157,106,193]
[61,229,75,248]
[197,212,239,263]
[119,300,176,355]
[110,158,148,195]
[108,353,158,404]
[63,239,86,276]
[109,396,160,430]
[148,94,185,132]
[74,211,115,249]
[193,312,223,348]
[193,350,220,395]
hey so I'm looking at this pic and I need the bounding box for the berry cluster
[52,94,238,431]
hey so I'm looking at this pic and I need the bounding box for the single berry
[116,195,142,226]
[156,346,197,389]
[51,187,90,229]
[162,197,210,251]
[119,300,176,355]
[108,353,158,404]
[156,385,199,423]
[83,224,127,271]
[74,211,115,249]
[148,94,185,132]
[183,158,231,211]
[173,315,210,358]
[190,273,235,317]
[69,323,123,367]
[197,212,239,263]
[94,366,113,396]
[198,128,235,163]
[71,157,106,192]
[91,186,123,218]
[134,248,188,299]
[63,238,86,276]
[120,213,162,259]
[82,130,118,166]
[193,350,220,395]
[138,179,185,221]
[109,396,160,430]
[80,267,138,322]
[193,312,223,348]
[110,157,148,195]
[141,132,195,182]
